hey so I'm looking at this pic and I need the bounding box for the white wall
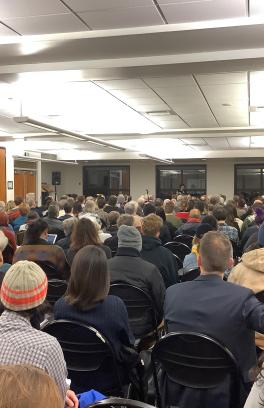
[130,160,156,199]
[206,159,234,200]
[39,158,264,201]
[41,162,83,198]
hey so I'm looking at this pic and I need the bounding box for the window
[83,166,130,197]
[235,164,264,199]
[156,165,206,199]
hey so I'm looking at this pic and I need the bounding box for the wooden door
[14,171,36,200]
[14,173,25,199]
[0,148,6,202]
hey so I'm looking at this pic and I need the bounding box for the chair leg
[152,361,162,408]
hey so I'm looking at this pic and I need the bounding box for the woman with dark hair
[54,245,136,390]
[67,218,111,265]
[225,203,241,239]
[23,219,49,245]
[14,219,69,279]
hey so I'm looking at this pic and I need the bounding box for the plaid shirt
[218,223,239,243]
[0,311,68,397]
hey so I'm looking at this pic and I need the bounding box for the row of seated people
[0,194,264,404]
[1,231,264,407]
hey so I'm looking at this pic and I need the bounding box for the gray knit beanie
[117,225,142,252]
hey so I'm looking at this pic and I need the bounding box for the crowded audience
[1,190,264,407]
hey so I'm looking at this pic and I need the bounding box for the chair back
[172,253,183,269]
[256,290,264,303]
[164,242,191,261]
[36,261,63,280]
[42,320,122,394]
[180,268,200,282]
[109,283,158,339]
[87,397,156,408]
[231,241,241,261]
[174,234,193,248]
[46,279,68,306]
[151,332,240,408]
[2,243,14,264]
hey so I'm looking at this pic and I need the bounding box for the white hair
[124,201,138,215]
[0,231,8,252]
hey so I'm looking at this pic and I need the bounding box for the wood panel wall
[0,148,6,202]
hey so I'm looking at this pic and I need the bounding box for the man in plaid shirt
[0,260,78,408]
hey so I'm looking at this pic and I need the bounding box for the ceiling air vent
[41,153,57,160]
[145,110,176,116]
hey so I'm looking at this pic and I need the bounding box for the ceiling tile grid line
[58,0,92,30]
[152,0,169,24]
[0,20,21,35]
[140,78,192,128]
[90,79,163,131]
[192,74,221,128]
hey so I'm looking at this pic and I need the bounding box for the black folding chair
[180,268,200,282]
[42,320,123,395]
[87,397,156,408]
[174,234,193,249]
[2,243,14,264]
[36,261,65,280]
[256,290,264,303]
[151,332,241,408]
[231,241,242,264]
[109,284,158,342]
[172,253,183,269]
[46,279,68,306]
[164,242,191,262]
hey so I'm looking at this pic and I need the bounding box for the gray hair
[0,201,5,212]
[124,201,138,215]
[63,217,78,236]
[0,230,8,252]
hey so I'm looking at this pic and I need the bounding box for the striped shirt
[0,310,68,398]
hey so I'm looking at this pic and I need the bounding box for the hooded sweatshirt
[229,248,264,348]
[141,235,179,288]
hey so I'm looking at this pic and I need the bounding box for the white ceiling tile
[227,137,250,148]
[249,0,264,16]
[0,0,68,18]
[195,72,247,85]
[95,79,147,90]
[153,86,201,98]
[2,14,88,35]
[191,145,212,151]
[79,6,164,30]
[159,0,247,24]
[143,76,194,88]
[136,104,169,112]
[64,0,153,12]
[182,114,218,127]
[0,23,18,36]
[181,138,207,145]
[201,84,248,100]
[206,137,229,149]
[154,121,188,129]
[110,89,156,99]
[124,97,166,106]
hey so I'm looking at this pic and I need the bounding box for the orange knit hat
[0,261,47,311]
